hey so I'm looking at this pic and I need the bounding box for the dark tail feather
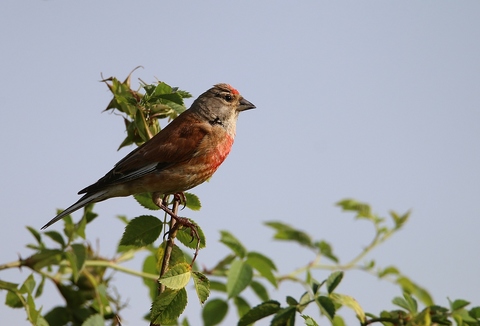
[41,190,108,229]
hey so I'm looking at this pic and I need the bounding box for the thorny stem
[158,198,181,294]
[150,196,181,326]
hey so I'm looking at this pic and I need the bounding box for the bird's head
[193,83,255,134]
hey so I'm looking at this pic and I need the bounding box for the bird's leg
[152,192,200,265]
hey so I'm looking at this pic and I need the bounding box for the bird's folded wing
[78,120,211,194]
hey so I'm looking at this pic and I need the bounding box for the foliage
[1,72,478,326]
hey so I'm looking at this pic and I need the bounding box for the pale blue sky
[1,1,479,325]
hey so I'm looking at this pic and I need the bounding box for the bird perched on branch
[42,83,255,229]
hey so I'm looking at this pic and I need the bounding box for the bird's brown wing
[78,116,211,194]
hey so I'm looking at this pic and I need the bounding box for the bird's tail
[41,190,108,229]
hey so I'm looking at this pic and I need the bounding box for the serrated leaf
[286,296,298,307]
[450,299,470,311]
[227,260,253,298]
[192,272,210,304]
[34,276,45,298]
[250,280,269,301]
[176,218,206,250]
[81,313,104,326]
[209,281,227,292]
[301,315,319,326]
[234,296,251,318]
[271,306,296,326]
[156,242,187,271]
[237,300,281,326]
[202,298,228,326]
[23,249,63,270]
[264,221,313,247]
[315,240,338,263]
[246,252,277,287]
[5,289,24,308]
[317,296,335,321]
[159,263,191,289]
[336,199,373,220]
[396,277,433,306]
[133,193,160,210]
[412,307,431,325]
[68,244,86,282]
[150,287,187,325]
[332,315,346,326]
[120,215,163,247]
[298,292,311,313]
[184,192,201,211]
[44,231,65,248]
[330,293,365,323]
[326,271,343,294]
[378,266,400,278]
[220,230,247,258]
[143,254,158,301]
[469,306,480,318]
[26,226,42,245]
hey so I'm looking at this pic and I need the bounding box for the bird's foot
[153,192,200,265]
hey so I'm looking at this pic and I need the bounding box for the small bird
[42,83,255,229]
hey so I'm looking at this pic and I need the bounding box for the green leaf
[90,284,112,316]
[5,288,24,308]
[250,280,269,301]
[286,296,298,306]
[314,240,338,263]
[81,314,104,326]
[412,307,431,326]
[326,271,343,294]
[237,300,281,326]
[209,281,227,293]
[234,296,251,318]
[143,254,158,301]
[301,315,319,326]
[227,260,253,298]
[119,215,163,247]
[298,292,311,313]
[176,218,206,250]
[23,249,63,270]
[264,221,313,247]
[271,306,296,326]
[396,277,433,306]
[378,266,400,278]
[150,287,187,325]
[390,210,410,230]
[133,193,160,210]
[26,226,42,245]
[19,274,36,296]
[450,298,470,311]
[159,263,191,289]
[220,230,247,258]
[192,271,210,304]
[202,299,228,326]
[246,252,277,287]
[184,192,201,211]
[330,293,365,323]
[317,296,335,321]
[336,199,373,220]
[34,276,45,298]
[44,231,65,248]
[332,315,346,326]
[156,243,187,271]
[469,306,480,319]
[68,244,86,282]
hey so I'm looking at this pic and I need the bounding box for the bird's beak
[238,98,256,112]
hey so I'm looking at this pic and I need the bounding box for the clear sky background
[1,1,479,325]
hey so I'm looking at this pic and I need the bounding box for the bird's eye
[224,94,233,102]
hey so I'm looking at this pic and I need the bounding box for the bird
[42,83,255,229]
